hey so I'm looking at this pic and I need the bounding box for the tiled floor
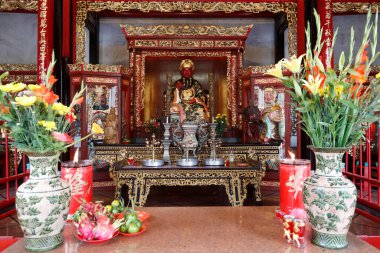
[1,183,380,238]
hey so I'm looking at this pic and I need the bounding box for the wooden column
[37,0,54,83]
[297,0,306,56]
[317,0,333,67]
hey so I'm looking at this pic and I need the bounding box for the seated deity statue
[261,87,285,144]
[170,59,210,123]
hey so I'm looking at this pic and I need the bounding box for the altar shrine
[1,1,380,252]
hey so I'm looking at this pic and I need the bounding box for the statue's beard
[183,77,192,87]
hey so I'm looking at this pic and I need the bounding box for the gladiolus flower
[65,113,77,123]
[0,102,9,114]
[266,62,283,78]
[38,120,57,131]
[33,85,59,104]
[51,131,74,144]
[74,97,84,105]
[350,84,363,99]
[52,102,70,115]
[91,123,104,134]
[48,75,58,85]
[350,64,367,84]
[15,96,37,107]
[311,66,326,89]
[376,72,380,79]
[281,54,304,74]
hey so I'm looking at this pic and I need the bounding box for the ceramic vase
[303,146,357,249]
[16,152,71,251]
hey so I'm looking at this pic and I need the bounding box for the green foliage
[267,10,380,148]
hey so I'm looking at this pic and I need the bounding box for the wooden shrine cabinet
[239,67,292,155]
[68,64,132,158]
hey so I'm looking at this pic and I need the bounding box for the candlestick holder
[162,122,171,164]
[205,123,224,166]
[142,134,164,167]
[177,133,198,166]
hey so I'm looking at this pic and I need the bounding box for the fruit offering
[105,199,125,215]
[120,210,143,234]
[73,201,123,241]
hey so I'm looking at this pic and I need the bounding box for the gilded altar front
[94,143,280,206]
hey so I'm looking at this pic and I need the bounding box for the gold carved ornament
[95,144,280,181]
[67,64,128,74]
[115,168,264,206]
[75,1,297,63]
[333,3,380,14]
[120,24,253,37]
[0,0,38,11]
[0,64,37,72]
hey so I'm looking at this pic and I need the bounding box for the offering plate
[177,158,198,167]
[204,158,225,166]
[142,159,164,167]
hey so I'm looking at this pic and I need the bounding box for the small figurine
[103,107,118,144]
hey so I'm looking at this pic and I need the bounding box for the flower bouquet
[144,117,163,136]
[215,113,227,137]
[267,10,380,149]
[0,55,103,153]
[267,10,380,249]
[0,53,104,251]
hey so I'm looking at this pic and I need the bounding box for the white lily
[282,54,305,74]
[302,74,324,96]
[266,62,283,78]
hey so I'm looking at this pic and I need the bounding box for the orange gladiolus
[350,84,364,99]
[350,64,367,84]
[33,85,59,104]
[65,113,76,123]
[0,103,9,114]
[350,46,368,84]
[48,75,58,85]
[74,97,84,105]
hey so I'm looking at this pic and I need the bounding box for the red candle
[280,157,310,215]
[61,159,93,220]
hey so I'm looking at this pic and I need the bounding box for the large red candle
[280,158,310,215]
[61,160,93,219]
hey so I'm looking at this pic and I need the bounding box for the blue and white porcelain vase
[303,146,357,249]
[16,152,71,251]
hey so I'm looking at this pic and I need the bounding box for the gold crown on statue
[179,59,195,71]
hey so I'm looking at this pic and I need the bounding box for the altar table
[113,164,265,206]
[4,206,377,253]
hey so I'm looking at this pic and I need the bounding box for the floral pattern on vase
[16,153,71,251]
[303,146,357,249]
